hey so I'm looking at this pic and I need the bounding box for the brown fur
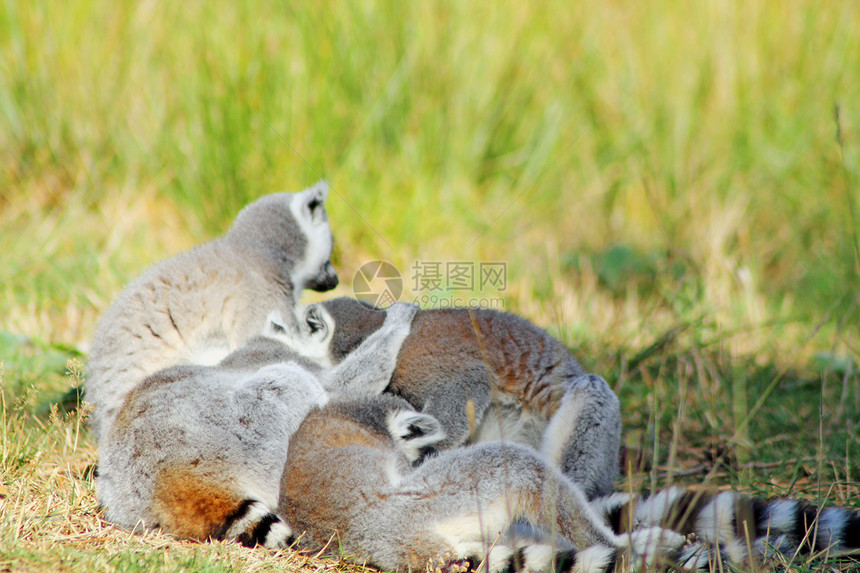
[152,467,244,541]
[304,411,382,451]
[394,309,573,416]
[280,408,376,545]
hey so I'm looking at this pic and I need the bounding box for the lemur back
[86,182,338,443]
[318,297,621,499]
[279,394,682,573]
[96,302,417,548]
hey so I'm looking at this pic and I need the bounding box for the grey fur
[96,301,418,546]
[279,394,683,573]
[315,297,621,500]
[86,182,337,443]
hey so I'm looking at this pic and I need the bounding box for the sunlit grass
[1,0,859,570]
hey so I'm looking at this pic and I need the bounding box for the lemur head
[327,394,446,465]
[265,304,336,368]
[318,297,387,364]
[228,181,338,293]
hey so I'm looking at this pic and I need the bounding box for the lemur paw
[428,553,478,573]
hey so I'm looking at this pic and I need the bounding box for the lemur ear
[302,181,329,222]
[305,304,329,338]
[388,410,446,463]
[264,310,290,338]
[400,413,442,440]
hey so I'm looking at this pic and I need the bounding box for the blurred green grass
[2,0,858,344]
[1,1,859,571]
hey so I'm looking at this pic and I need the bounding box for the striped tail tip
[218,499,296,548]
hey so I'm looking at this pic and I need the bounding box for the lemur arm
[412,372,491,451]
[320,302,417,395]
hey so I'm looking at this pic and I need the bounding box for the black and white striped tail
[431,546,597,573]
[213,499,296,549]
[593,487,860,569]
[433,527,683,573]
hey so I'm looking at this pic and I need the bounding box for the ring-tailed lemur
[592,486,860,570]
[279,394,684,573]
[95,302,418,548]
[305,297,621,500]
[86,182,339,444]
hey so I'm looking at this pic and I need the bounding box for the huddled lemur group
[87,184,859,573]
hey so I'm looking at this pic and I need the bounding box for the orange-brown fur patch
[152,466,243,541]
[396,311,482,368]
[281,409,395,548]
[395,310,566,415]
[316,414,384,450]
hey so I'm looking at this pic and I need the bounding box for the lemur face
[289,185,338,292]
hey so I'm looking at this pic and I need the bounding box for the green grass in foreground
[2,0,860,571]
